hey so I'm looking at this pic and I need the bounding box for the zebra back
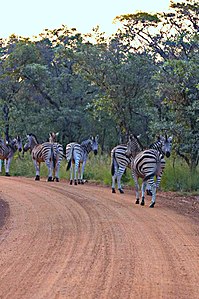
[133,149,165,181]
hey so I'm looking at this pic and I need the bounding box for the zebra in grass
[23,133,57,181]
[48,132,66,182]
[111,134,143,194]
[66,135,99,185]
[126,135,172,208]
[146,135,173,195]
[0,136,22,176]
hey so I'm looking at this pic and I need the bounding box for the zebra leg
[141,181,147,206]
[80,160,86,184]
[155,175,162,190]
[69,164,73,185]
[0,160,2,173]
[78,165,81,184]
[74,160,79,185]
[34,161,40,180]
[5,158,11,176]
[132,173,140,204]
[146,183,152,196]
[45,159,53,181]
[149,180,156,208]
[54,160,60,182]
[117,166,126,194]
[111,163,118,193]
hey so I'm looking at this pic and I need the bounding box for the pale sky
[1,0,172,38]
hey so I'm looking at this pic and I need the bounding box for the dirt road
[0,177,198,299]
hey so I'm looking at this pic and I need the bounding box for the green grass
[2,152,198,194]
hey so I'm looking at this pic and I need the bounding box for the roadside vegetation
[0,0,198,192]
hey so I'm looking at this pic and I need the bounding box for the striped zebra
[0,136,22,176]
[66,135,99,185]
[127,135,172,208]
[48,132,65,182]
[146,135,173,195]
[111,134,143,194]
[23,133,57,181]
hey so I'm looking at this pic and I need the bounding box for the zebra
[0,136,22,176]
[111,134,143,194]
[23,133,57,181]
[48,132,65,182]
[146,135,173,195]
[66,135,99,185]
[126,135,172,208]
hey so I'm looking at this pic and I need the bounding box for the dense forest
[0,0,198,173]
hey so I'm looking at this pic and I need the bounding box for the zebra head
[91,135,99,155]
[49,132,59,143]
[160,135,173,158]
[11,136,22,152]
[23,134,39,152]
[125,134,143,157]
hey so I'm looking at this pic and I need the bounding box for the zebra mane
[130,134,144,151]
[81,138,92,146]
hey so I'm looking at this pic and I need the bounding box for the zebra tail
[66,159,71,171]
[111,151,116,176]
[51,146,56,169]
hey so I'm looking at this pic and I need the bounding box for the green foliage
[0,0,198,190]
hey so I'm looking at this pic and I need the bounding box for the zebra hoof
[119,188,124,194]
[74,180,77,185]
[48,177,53,182]
[78,180,81,184]
[149,202,155,208]
[112,188,116,193]
[55,177,59,182]
[35,175,40,181]
[5,172,10,177]
[146,190,152,196]
[70,180,73,185]
[135,199,139,204]
[141,201,145,206]
[81,181,84,184]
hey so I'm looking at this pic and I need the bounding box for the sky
[1,0,172,38]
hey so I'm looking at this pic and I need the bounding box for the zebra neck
[81,144,91,154]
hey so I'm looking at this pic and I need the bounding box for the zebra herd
[111,134,172,208]
[0,132,172,208]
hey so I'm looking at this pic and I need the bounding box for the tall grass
[2,152,198,193]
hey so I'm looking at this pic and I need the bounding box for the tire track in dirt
[0,177,198,299]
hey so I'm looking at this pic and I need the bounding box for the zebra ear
[55,132,59,137]
[95,135,99,140]
[168,136,173,142]
[137,134,141,139]
[159,135,164,141]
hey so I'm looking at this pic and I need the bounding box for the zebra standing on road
[126,135,172,208]
[66,135,99,185]
[0,136,22,176]
[48,132,65,182]
[111,134,143,194]
[146,135,173,195]
[23,133,56,181]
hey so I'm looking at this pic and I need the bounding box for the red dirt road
[0,177,198,299]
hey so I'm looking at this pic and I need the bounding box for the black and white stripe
[0,136,22,176]
[146,135,173,195]
[66,135,99,185]
[23,133,57,181]
[48,132,65,182]
[111,134,143,193]
[128,135,172,208]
